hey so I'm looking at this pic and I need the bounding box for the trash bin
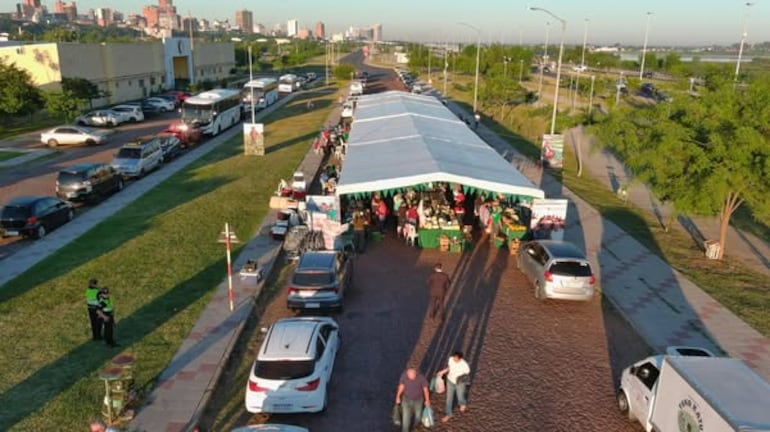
[704,240,721,260]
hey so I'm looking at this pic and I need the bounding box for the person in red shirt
[377,199,389,233]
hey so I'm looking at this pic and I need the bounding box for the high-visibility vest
[85,287,100,307]
[100,297,114,314]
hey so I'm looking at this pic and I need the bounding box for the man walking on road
[395,367,431,432]
[427,262,451,320]
[437,351,471,423]
[85,278,102,341]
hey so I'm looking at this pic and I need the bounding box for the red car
[164,91,192,104]
[164,121,202,148]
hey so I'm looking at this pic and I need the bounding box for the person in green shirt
[85,278,102,341]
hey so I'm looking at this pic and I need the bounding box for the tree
[592,76,770,259]
[0,60,43,116]
[61,77,102,109]
[44,91,82,122]
[333,63,356,81]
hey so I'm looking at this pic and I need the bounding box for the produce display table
[502,223,529,241]
[418,227,463,249]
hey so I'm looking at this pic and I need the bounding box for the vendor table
[419,227,463,249]
[501,223,529,241]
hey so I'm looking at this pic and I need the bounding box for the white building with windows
[287,19,299,37]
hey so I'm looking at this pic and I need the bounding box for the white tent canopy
[335,91,545,200]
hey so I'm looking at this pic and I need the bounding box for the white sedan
[40,125,108,147]
[75,110,123,127]
[143,97,176,112]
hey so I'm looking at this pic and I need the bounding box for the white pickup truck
[349,80,364,96]
[617,348,770,432]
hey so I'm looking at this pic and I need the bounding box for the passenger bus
[242,78,279,112]
[180,89,242,136]
[278,74,299,93]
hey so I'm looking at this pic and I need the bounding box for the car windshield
[549,261,592,277]
[58,172,86,183]
[117,147,141,159]
[182,103,212,122]
[292,272,334,287]
[1,205,30,219]
[254,359,314,380]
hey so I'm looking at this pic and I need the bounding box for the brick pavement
[442,97,770,381]
[128,95,341,432]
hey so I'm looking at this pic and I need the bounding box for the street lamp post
[537,21,551,101]
[518,58,524,83]
[530,7,566,136]
[588,75,596,116]
[217,223,240,312]
[443,42,449,95]
[575,18,589,111]
[459,22,481,113]
[639,12,653,80]
[734,2,755,83]
[503,56,509,79]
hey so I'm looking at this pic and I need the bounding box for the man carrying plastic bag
[395,367,431,432]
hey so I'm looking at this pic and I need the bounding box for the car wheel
[139,168,145,178]
[116,178,124,192]
[617,390,632,418]
[534,282,546,301]
[160,107,167,113]
[66,209,74,221]
[35,225,46,239]
[85,139,96,146]
[47,139,58,148]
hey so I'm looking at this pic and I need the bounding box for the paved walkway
[566,125,770,276]
[441,98,770,381]
[0,95,303,288]
[128,99,341,432]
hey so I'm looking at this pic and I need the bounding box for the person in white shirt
[437,351,471,423]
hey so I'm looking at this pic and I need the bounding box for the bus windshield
[182,103,213,123]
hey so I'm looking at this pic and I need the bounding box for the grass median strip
[0,150,24,162]
[0,87,340,431]
[446,83,770,337]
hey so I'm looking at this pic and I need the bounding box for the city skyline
[7,0,770,46]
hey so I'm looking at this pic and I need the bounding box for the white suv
[245,317,340,414]
[111,104,145,123]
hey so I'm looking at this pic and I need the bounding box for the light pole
[503,56,510,79]
[459,22,481,113]
[443,42,449,95]
[518,58,524,83]
[588,75,596,115]
[575,19,589,111]
[530,7,566,136]
[217,223,240,312]
[248,46,255,123]
[639,12,653,80]
[734,2,754,83]
[537,21,551,101]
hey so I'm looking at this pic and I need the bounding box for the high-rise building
[182,16,197,33]
[143,5,159,28]
[254,23,265,34]
[63,2,77,21]
[297,28,311,40]
[315,21,325,40]
[372,23,382,42]
[95,8,113,27]
[287,19,298,37]
[54,0,64,14]
[235,9,253,34]
[24,0,40,7]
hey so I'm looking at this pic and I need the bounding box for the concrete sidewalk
[128,101,341,432]
[444,99,770,381]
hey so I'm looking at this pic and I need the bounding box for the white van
[111,139,164,178]
[278,74,298,93]
[618,351,770,432]
[349,80,363,96]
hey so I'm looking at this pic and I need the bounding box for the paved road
[204,52,649,432]
[0,112,178,259]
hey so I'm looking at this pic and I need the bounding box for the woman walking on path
[437,351,471,423]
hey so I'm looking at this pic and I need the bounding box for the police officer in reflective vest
[96,288,118,348]
[85,278,102,341]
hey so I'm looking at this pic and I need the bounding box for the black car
[0,196,74,239]
[56,163,124,203]
[155,134,183,161]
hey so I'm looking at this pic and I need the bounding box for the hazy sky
[27,0,770,46]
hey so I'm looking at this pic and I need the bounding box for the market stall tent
[335,91,545,200]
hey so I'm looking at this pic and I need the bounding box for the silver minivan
[111,139,163,178]
[516,240,596,301]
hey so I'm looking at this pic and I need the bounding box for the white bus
[278,74,299,93]
[180,89,242,136]
[242,78,279,112]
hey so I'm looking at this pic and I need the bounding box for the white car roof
[259,317,337,361]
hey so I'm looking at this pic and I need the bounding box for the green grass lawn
[0,151,24,162]
[447,80,770,337]
[0,87,341,431]
[0,117,61,140]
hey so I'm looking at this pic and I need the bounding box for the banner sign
[541,133,564,169]
[529,198,568,241]
[306,195,340,222]
[244,123,265,155]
